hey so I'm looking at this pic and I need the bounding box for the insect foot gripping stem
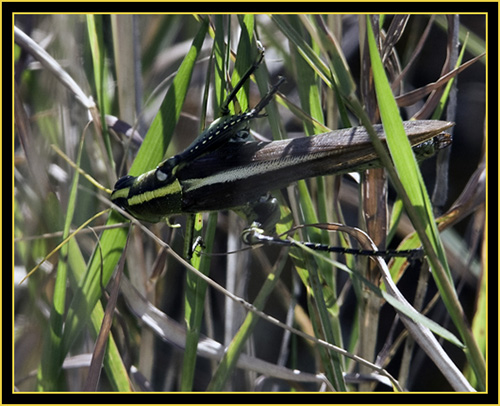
[241,222,285,247]
[238,194,282,235]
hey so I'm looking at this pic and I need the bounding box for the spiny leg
[220,41,265,117]
[154,61,284,184]
[241,221,424,261]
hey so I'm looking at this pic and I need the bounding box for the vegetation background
[13,12,486,393]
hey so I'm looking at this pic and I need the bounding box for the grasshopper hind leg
[239,197,425,262]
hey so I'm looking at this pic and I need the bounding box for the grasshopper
[110,53,452,259]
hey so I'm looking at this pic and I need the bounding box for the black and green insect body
[110,76,285,223]
[111,118,452,225]
[108,110,257,224]
[110,47,452,239]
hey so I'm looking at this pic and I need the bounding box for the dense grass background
[14,14,486,392]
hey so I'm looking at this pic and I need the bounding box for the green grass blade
[464,259,487,388]
[366,16,484,389]
[207,245,290,391]
[206,18,277,389]
[86,15,114,170]
[292,241,463,348]
[271,15,333,87]
[181,213,217,391]
[432,32,468,120]
[36,137,85,391]
[60,18,209,366]
[67,237,132,391]
[230,15,255,113]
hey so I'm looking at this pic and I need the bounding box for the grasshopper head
[111,168,183,223]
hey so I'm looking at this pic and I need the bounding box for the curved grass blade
[86,15,114,172]
[366,16,484,390]
[60,18,209,368]
[37,135,86,391]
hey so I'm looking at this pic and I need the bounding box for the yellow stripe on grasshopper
[127,178,182,207]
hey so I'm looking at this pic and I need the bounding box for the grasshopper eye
[156,168,168,182]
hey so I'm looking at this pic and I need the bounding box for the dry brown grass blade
[391,16,436,90]
[84,237,129,391]
[395,52,485,109]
